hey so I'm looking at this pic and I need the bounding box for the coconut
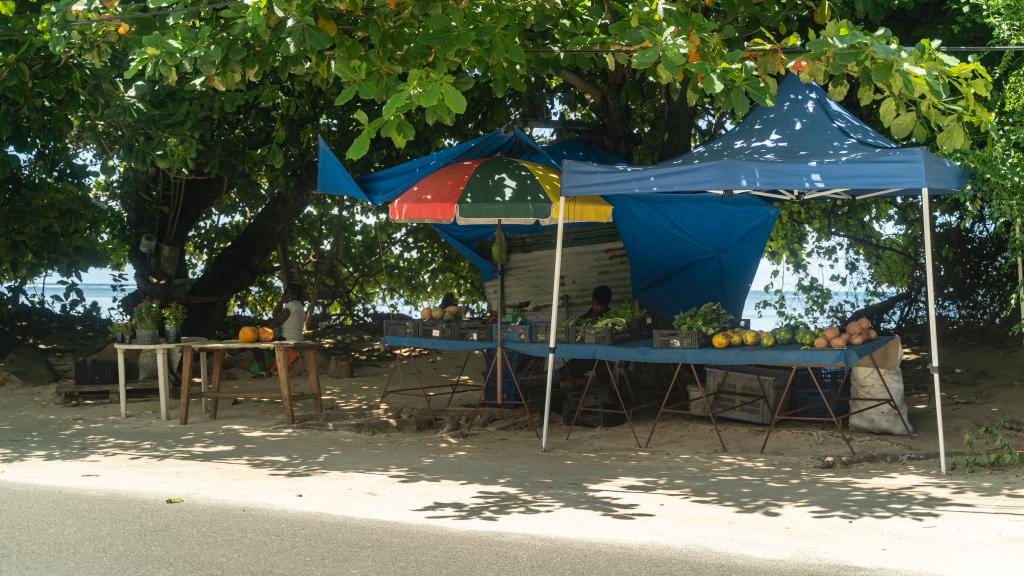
[849,334,865,346]
[846,321,863,335]
[813,337,829,349]
[857,317,871,331]
[830,336,846,348]
[823,326,841,340]
[421,308,432,321]
[867,329,878,341]
[430,307,445,320]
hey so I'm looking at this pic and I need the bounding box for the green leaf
[382,90,408,118]
[346,131,372,160]
[441,84,467,114]
[334,85,357,106]
[827,79,849,102]
[0,0,15,16]
[871,61,894,85]
[632,46,661,70]
[731,87,750,118]
[353,109,369,125]
[936,122,967,152]
[701,73,725,95]
[813,1,831,25]
[879,97,897,127]
[891,111,916,139]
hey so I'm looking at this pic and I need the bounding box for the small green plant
[673,303,734,335]
[162,303,187,327]
[132,299,162,331]
[952,422,1024,474]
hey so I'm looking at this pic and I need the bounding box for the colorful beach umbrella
[388,156,613,225]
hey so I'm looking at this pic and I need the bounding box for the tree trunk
[657,92,694,160]
[122,171,226,316]
[183,163,316,336]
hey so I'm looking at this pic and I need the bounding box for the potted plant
[109,321,132,344]
[133,299,162,344]
[162,303,186,343]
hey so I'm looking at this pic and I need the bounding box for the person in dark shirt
[576,285,613,323]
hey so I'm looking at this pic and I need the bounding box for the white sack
[850,362,913,435]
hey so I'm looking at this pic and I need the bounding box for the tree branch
[557,68,605,103]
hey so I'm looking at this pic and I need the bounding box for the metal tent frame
[540,186,951,475]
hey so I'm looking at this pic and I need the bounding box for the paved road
[0,482,924,576]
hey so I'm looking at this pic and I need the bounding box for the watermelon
[775,326,794,345]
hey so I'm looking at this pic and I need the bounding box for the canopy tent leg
[921,187,947,475]
[541,197,567,452]
[496,220,504,405]
[1017,223,1023,347]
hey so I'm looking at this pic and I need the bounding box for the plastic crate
[383,319,421,337]
[653,329,707,348]
[577,318,648,345]
[705,366,792,425]
[791,368,850,418]
[492,323,532,344]
[530,321,571,343]
[562,386,626,428]
[420,321,460,340]
[459,321,492,342]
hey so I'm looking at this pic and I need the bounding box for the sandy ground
[1,343,1023,574]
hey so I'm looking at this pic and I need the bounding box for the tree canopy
[1,0,1020,335]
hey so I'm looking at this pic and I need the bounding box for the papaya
[258,326,274,342]
[813,336,828,349]
[712,332,730,349]
[239,326,259,343]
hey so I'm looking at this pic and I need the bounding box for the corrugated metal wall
[484,240,633,322]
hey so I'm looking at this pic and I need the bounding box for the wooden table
[178,340,323,425]
[114,343,178,420]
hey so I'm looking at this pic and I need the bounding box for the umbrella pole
[541,197,566,452]
[496,220,504,405]
[922,188,947,475]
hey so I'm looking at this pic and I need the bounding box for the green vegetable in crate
[594,317,628,332]
[761,333,777,347]
[672,302,734,335]
[774,326,794,345]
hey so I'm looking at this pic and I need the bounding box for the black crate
[577,318,647,345]
[530,321,572,343]
[459,322,492,342]
[383,319,421,337]
[421,321,460,340]
[562,387,626,428]
[492,323,532,344]
[652,329,707,349]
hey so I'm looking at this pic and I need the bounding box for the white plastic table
[113,341,210,420]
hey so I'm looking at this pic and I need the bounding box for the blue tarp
[608,194,779,320]
[382,335,895,368]
[562,74,969,198]
[317,129,556,205]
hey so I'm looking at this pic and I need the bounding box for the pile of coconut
[420,306,465,322]
[812,317,879,349]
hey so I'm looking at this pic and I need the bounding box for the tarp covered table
[381,335,904,452]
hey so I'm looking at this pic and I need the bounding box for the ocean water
[16,284,862,330]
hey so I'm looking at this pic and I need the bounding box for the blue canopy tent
[560,73,970,473]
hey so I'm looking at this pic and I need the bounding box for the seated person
[576,285,612,324]
[253,283,306,376]
[563,285,613,384]
[439,292,458,310]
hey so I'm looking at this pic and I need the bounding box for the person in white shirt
[254,283,306,376]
